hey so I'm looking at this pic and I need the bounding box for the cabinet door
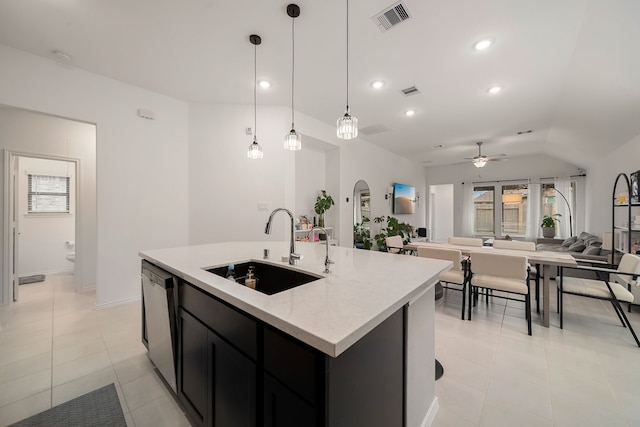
[209,331,256,427]
[178,309,210,427]
[263,373,317,427]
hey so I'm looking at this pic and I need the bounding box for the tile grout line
[49,278,55,410]
[100,316,136,426]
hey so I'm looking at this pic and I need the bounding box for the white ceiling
[1,0,639,168]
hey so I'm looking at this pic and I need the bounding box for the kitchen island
[140,241,450,427]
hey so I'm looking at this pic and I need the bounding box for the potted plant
[541,213,561,238]
[314,190,334,228]
[373,215,412,251]
[354,217,372,250]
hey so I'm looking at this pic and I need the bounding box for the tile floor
[0,273,639,426]
[0,273,190,427]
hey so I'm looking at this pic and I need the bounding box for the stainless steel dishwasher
[141,260,177,393]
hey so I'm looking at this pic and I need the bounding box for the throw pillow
[585,236,601,247]
[582,246,601,255]
[568,241,586,252]
[578,232,592,241]
[562,236,577,247]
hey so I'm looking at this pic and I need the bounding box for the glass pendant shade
[284,128,301,150]
[473,157,487,168]
[247,138,263,159]
[337,109,358,140]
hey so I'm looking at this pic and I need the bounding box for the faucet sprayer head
[264,222,272,234]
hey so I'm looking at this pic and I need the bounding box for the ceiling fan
[464,141,507,168]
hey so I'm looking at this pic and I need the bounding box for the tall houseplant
[314,190,334,228]
[541,213,561,238]
[373,215,412,251]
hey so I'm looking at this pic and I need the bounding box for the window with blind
[28,174,70,214]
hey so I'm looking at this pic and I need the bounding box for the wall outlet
[257,203,268,211]
[246,127,253,135]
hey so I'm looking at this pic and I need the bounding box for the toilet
[66,241,75,264]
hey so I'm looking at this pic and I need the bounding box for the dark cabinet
[263,373,316,427]
[177,308,256,427]
[177,308,209,427]
[210,331,256,427]
[172,280,405,427]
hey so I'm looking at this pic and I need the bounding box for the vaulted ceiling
[1,0,639,168]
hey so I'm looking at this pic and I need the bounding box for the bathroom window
[27,174,70,214]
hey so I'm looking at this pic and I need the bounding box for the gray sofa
[536,232,609,262]
[536,232,610,279]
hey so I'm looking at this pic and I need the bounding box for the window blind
[28,174,70,213]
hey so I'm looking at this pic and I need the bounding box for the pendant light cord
[291,15,295,128]
[254,42,257,141]
[346,0,350,111]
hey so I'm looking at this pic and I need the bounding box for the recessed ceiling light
[487,85,502,94]
[371,81,385,89]
[258,80,271,89]
[473,38,494,51]
[404,109,416,116]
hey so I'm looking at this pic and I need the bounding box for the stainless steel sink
[205,261,322,295]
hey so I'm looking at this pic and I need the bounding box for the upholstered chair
[492,239,541,312]
[385,235,405,254]
[469,252,532,335]
[418,247,469,319]
[558,253,640,347]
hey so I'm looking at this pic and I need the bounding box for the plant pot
[542,226,555,238]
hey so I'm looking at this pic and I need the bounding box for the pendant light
[337,0,357,140]
[248,34,264,159]
[284,4,302,151]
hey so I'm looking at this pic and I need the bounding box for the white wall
[336,138,427,248]
[0,44,189,306]
[188,103,427,251]
[188,104,295,244]
[18,157,75,276]
[425,154,582,237]
[585,134,640,236]
[0,107,95,295]
[295,145,327,222]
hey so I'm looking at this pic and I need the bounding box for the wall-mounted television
[393,182,416,214]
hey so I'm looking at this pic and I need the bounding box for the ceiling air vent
[400,86,420,97]
[372,1,412,32]
[360,124,392,136]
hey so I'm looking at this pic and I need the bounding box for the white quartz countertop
[139,241,450,357]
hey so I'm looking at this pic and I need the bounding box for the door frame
[3,150,82,302]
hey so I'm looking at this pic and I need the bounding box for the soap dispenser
[244,266,256,289]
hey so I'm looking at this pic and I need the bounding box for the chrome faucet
[308,226,334,273]
[265,208,303,265]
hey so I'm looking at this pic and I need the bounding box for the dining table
[404,241,577,327]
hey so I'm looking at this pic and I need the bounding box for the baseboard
[95,295,141,309]
[422,396,439,427]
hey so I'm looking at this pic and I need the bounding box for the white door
[10,154,19,301]
[429,184,454,242]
